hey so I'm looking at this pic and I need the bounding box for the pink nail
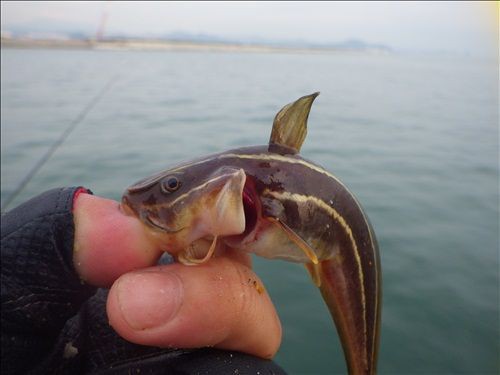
[116,271,183,330]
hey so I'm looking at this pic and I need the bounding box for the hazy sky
[1,1,498,56]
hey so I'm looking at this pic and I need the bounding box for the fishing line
[1,75,119,212]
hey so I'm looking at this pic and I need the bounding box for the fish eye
[161,176,181,193]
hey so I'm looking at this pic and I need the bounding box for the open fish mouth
[225,177,261,246]
[242,180,259,236]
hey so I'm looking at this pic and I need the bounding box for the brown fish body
[122,94,381,374]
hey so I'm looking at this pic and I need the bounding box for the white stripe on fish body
[262,189,368,354]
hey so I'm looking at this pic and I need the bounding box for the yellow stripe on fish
[262,188,368,355]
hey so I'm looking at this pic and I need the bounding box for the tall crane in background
[95,11,108,41]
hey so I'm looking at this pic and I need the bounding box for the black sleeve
[1,187,286,375]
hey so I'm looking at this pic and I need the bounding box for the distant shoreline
[0,37,391,55]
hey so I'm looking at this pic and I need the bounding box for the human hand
[1,187,284,374]
[73,192,282,358]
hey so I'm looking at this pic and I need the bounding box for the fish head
[122,164,250,253]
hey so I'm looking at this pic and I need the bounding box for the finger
[73,193,163,287]
[106,256,282,359]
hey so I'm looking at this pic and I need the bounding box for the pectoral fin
[305,262,322,287]
[269,217,319,265]
[269,92,319,154]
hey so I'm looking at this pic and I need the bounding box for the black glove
[1,187,286,374]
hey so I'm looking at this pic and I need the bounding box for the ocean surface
[1,48,498,374]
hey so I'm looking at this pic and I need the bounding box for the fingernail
[116,271,183,330]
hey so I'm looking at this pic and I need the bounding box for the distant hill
[1,22,391,52]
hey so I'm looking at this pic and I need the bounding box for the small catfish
[121,93,381,375]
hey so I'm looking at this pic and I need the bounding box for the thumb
[106,257,282,359]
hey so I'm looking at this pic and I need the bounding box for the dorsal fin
[268,92,319,154]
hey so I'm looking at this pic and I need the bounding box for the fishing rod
[1,75,119,212]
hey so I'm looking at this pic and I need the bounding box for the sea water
[1,48,498,374]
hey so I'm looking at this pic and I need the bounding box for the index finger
[73,193,163,287]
